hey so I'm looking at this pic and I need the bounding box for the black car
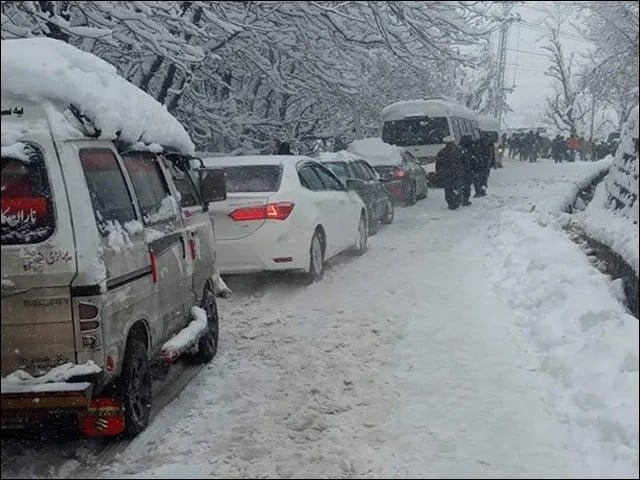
[318,152,394,234]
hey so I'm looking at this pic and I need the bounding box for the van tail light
[393,168,406,178]
[230,202,295,221]
[150,250,158,283]
[79,302,99,320]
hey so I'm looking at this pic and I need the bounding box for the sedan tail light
[230,202,295,221]
[393,167,406,178]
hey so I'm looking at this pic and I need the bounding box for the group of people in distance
[506,130,619,164]
[435,134,494,210]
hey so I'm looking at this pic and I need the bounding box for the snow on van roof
[477,114,499,132]
[1,37,194,155]
[347,138,404,166]
[381,99,477,122]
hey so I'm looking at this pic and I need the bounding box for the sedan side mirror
[197,167,227,203]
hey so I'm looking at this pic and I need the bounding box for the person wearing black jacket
[436,136,465,210]
[459,135,476,206]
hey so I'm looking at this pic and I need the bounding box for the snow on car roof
[381,98,477,122]
[347,138,404,166]
[201,155,312,167]
[0,37,194,155]
[316,150,361,163]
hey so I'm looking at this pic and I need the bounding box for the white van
[1,38,226,437]
[381,98,480,164]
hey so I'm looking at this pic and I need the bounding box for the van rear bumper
[1,382,93,427]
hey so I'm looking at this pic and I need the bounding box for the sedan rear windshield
[1,143,55,245]
[223,165,282,192]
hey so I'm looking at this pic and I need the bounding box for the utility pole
[493,2,518,128]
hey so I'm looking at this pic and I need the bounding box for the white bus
[381,98,480,164]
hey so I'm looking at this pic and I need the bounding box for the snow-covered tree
[573,1,639,130]
[542,18,588,135]
[1,1,508,153]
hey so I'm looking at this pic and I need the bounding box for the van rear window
[1,143,55,245]
[223,165,282,192]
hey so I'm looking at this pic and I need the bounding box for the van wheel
[303,230,324,284]
[192,288,219,363]
[120,338,151,437]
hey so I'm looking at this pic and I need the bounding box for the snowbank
[348,137,404,166]
[1,38,194,155]
[577,106,638,275]
[485,210,639,477]
[527,158,612,215]
[578,181,639,276]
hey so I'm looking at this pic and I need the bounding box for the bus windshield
[382,116,450,146]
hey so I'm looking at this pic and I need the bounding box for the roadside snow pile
[348,137,404,166]
[528,158,612,215]
[486,212,639,477]
[576,106,639,275]
[1,37,194,155]
[162,306,208,355]
[577,181,639,276]
[1,361,101,394]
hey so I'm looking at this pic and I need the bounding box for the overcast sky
[501,2,593,130]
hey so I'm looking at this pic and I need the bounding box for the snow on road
[2,158,637,479]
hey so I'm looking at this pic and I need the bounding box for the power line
[517,21,592,43]
[507,47,548,58]
[505,62,547,74]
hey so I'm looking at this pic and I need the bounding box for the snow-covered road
[2,158,637,479]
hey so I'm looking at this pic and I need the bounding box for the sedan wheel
[352,213,368,256]
[381,200,394,225]
[405,182,417,206]
[303,231,324,284]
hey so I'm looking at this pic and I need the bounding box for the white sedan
[201,155,369,282]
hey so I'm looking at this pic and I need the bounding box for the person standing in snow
[436,136,465,210]
[459,135,475,206]
[551,134,565,163]
[566,133,579,162]
[474,134,492,196]
[276,141,292,155]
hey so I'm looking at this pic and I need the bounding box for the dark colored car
[347,138,429,206]
[371,150,428,206]
[318,152,394,234]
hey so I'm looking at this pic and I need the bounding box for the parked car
[317,150,394,234]
[201,155,369,282]
[1,37,227,437]
[348,138,428,205]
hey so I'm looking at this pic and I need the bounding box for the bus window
[382,116,450,146]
